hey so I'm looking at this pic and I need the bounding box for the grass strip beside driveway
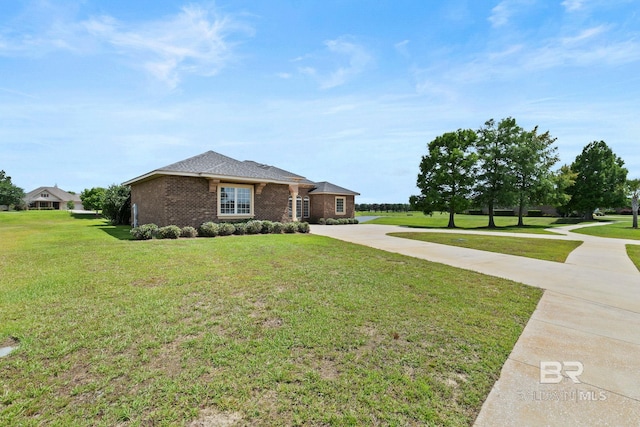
[628,245,640,272]
[0,211,542,426]
[389,232,582,263]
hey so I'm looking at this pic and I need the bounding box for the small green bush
[338,218,349,224]
[350,218,359,224]
[181,226,198,238]
[283,222,298,233]
[318,218,326,225]
[246,220,263,235]
[297,222,310,233]
[326,218,339,225]
[261,220,274,234]
[130,224,158,240]
[218,223,236,236]
[157,225,181,239]
[199,222,219,237]
[272,222,284,234]
[233,223,247,235]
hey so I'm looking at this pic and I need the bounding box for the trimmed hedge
[131,221,311,240]
[130,224,159,240]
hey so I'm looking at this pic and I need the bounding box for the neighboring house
[123,150,359,227]
[24,186,83,210]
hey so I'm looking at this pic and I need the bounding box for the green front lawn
[628,245,640,272]
[389,232,582,263]
[570,215,640,240]
[0,211,541,426]
[363,212,587,234]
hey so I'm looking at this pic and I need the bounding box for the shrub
[271,222,284,234]
[283,222,298,233]
[218,223,236,236]
[181,226,198,238]
[102,184,131,225]
[338,218,349,224]
[199,222,219,237]
[261,220,274,234]
[246,220,263,234]
[297,222,310,233]
[326,218,339,225]
[130,224,158,240]
[233,223,247,235]
[157,225,181,239]
[318,218,326,225]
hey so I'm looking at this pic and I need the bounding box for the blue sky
[1,0,638,203]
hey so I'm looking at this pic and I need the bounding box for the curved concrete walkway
[310,223,640,426]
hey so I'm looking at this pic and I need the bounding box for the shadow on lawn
[405,218,595,231]
[95,224,133,240]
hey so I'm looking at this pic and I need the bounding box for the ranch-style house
[123,150,359,227]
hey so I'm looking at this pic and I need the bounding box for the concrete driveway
[310,223,640,426]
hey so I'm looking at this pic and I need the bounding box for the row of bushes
[318,218,359,225]
[130,220,311,240]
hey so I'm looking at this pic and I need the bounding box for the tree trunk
[517,199,525,227]
[488,201,496,228]
[447,206,456,228]
[633,196,638,229]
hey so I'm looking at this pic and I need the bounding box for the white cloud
[83,6,253,89]
[488,1,512,28]
[296,36,372,89]
[394,39,410,57]
[562,0,586,12]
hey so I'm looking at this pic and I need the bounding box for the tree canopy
[413,129,478,228]
[511,126,559,226]
[80,187,106,213]
[474,118,521,228]
[102,184,131,225]
[566,141,628,219]
[0,170,25,209]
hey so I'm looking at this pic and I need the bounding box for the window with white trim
[288,195,303,219]
[303,196,310,218]
[335,197,346,215]
[218,185,253,216]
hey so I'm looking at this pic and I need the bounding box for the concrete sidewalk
[310,223,640,426]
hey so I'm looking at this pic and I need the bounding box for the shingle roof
[125,150,313,185]
[308,181,360,196]
[124,150,358,195]
[24,186,81,202]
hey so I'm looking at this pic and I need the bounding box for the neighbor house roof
[24,186,81,203]
[123,150,359,196]
[124,150,316,186]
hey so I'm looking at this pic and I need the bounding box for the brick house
[123,150,359,227]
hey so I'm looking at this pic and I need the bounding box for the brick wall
[309,194,355,223]
[132,176,314,227]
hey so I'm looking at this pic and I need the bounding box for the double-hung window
[219,185,253,217]
[335,197,346,215]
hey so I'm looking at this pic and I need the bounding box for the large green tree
[567,141,628,219]
[102,184,131,225]
[553,165,578,217]
[0,170,25,209]
[412,129,478,228]
[511,126,559,226]
[80,187,106,213]
[474,117,521,228]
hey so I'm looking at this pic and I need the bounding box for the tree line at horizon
[410,117,640,229]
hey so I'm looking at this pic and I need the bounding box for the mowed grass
[388,232,582,263]
[363,212,586,234]
[628,245,640,272]
[570,215,640,241]
[0,211,542,426]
